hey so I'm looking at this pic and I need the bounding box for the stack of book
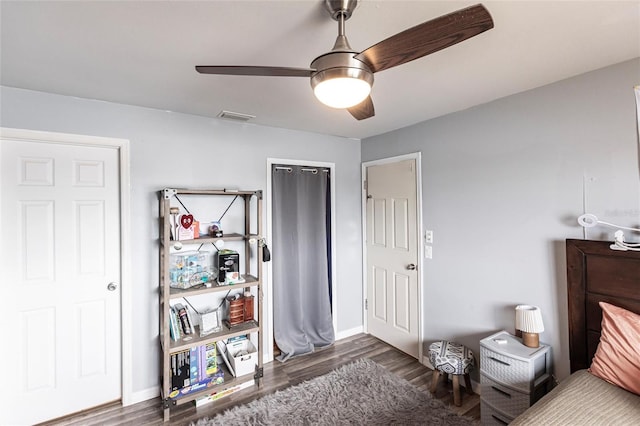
[169,303,195,341]
[168,342,224,399]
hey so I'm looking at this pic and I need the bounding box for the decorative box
[226,297,245,327]
[216,249,241,284]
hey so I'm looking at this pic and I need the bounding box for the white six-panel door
[0,137,122,425]
[365,159,419,358]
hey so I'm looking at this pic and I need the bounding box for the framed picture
[199,308,222,337]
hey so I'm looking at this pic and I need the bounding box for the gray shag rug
[193,358,474,425]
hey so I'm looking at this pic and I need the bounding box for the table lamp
[515,305,544,348]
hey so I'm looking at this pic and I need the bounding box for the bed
[511,239,640,425]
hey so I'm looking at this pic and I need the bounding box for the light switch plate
[425,230,433,244]
[425,245,433,259]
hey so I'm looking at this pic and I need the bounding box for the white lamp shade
[515,305,544,333]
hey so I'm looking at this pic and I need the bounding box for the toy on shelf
[178,214,199,240]
[216,249,244,284]
[169,250,215,289]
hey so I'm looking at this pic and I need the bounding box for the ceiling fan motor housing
[310,51,374,92]
[324,0,358,21]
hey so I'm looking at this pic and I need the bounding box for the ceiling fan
[196,1,493,121]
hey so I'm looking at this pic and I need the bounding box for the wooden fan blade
[348,96,375,120]
[196,65,314,77]
[354,4,493,73]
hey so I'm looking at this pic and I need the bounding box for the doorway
[0,128,131,424]
[265,158,337,362]
[362,153,423,359]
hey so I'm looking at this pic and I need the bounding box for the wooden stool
[428,340,475,407]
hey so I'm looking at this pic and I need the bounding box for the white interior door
[365,158,420,358]
[0,137,122,425]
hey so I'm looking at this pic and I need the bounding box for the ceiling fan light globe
[310,51,374,109]
[314,77,371,109]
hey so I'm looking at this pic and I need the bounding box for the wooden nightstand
[480,331,552,425]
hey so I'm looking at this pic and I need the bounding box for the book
[196,342,217,382]
[174,308,182,340]
[185,307,197,336]
[189,347,199,385]
[227,334,247,344]
[205,342,217,376]
[167,368,224,400]
[171,350,190,391]
[169,314,176,341]
[198,345,207,383]
[169,307,181,341]
[169,342,226,398]
[171,350,177,385]
[194,378,253,407]
[175,303,193,335]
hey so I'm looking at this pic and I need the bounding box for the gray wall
[362,58,640,380]
[2,57,638,395]
[0,86,364,396]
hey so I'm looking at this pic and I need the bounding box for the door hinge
[365,298,368,310]
[364,180,372,199]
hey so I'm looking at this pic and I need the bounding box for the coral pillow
[588,302,640,396]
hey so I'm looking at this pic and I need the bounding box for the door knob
[406,264,416,270]
[107,282,118,291]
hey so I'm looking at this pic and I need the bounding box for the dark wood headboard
[566,239,640,373]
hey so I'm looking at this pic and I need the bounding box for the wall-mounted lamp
[577,214,640,252]
[515,305,544,348]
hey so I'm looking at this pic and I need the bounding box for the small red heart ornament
[180,214,194,229]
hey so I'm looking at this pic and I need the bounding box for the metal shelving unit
[158,188,263,421]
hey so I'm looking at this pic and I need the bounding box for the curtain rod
[275,166,292,172]
[274,166,330,174]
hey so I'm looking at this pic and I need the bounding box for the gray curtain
[272,165,335,362]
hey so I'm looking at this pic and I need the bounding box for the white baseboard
[422,355,434,370]
[335,326,364,340]
[126,387,160,406]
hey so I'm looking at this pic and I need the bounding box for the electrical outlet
[424,245,433,259]
[425,230,433,244]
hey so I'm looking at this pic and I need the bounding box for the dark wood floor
[40,334,480,425]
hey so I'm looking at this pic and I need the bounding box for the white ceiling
[1,1,639,139]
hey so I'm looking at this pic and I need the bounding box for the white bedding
[510,369,640,425]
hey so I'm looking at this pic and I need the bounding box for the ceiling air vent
[217,110,255,122]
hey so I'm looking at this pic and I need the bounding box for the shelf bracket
[254,366,264,380]
[162,397,177,409]
[163,188,177,200]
